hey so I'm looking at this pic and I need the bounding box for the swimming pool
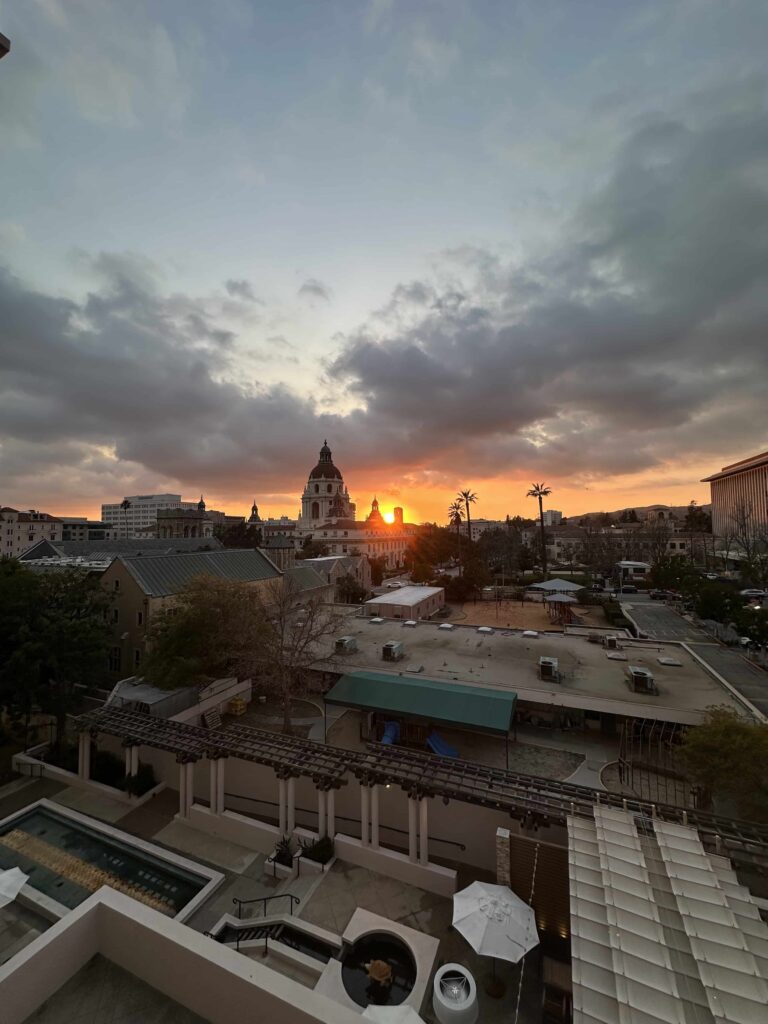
[0,801,222,920]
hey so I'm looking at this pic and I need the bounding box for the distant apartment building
[703,450,768,537]
[542,509,563,527]
[101,493,200,538]
[457,518,508,541]
[1,507,62,558]
[59,517,118,542]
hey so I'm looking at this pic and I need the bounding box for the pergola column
[370,785,380,849]
[286,777,296,834]
[361,785,371,847]
[327,789,336,838]
[124,745,138,777]
[419,797,429,866]
[184,761,195,815]
[217,758,226,814]
[408,797,418,863]
[178,761,188,818]
[77,732,91,780]
[209,759,219,814]
[317,788,327,839]
[278,778,287,834]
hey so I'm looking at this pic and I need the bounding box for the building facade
[102,494,201,539]
[0,507,62,558]
[297,441,356,526]
[59,518,118,542]
[156,498,214,540]
[542,509,563,527]
[703,450,768,538]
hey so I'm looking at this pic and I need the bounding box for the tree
[729,500,768,588]
[297,538,330,560]
[0,562,112,752]
[411,562,432,584]
[216,521,262,548]
[620,509,638,523]
[369,556,387,587]
[144,575,344,733]
[680,709,768,821]
[457,489,478,549]
[336,574,367,603]
[527,483,552,579]
[447,500,464,565]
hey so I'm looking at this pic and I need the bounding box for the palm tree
[448,499,464,564]
[458,489,478,546]
[527,482,552,579]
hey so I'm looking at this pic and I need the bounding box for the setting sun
[383,511,395,524]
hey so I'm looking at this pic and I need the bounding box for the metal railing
[232,892,300,919]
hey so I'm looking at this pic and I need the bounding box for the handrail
[232,892,300,919]
[223,791,467,852]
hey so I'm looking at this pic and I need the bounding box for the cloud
[224,278,260,303]
[298,278,332,303]
[2,84,768,512]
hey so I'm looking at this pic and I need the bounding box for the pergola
[73,707,768,872]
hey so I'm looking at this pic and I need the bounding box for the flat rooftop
[365,586,443,606]
[317,615,752,724]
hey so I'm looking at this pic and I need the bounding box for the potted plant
[268,835,297,878]
[298,834,335,873]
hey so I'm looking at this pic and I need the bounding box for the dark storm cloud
[224,278,260,303]
[297,278,332,303]
[2,91,768,500]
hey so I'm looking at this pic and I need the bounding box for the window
[133,649,142,668]
[137,611,144,626]
[114,580,120,591]
[314,484,319,494]
[108,647,122,672]
[327,484,332,493]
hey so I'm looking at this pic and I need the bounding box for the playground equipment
[427,731,459,758]
[381,721,400,746]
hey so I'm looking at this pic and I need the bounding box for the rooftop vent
[382,640,405,662]
[625,665,657,694]
[402,619,418,628]
[538,656,560,682]
[335,636,358,654]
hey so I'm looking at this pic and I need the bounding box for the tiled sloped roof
[285,565,330,591]
[20,537,223,560]
[121,548,281,597]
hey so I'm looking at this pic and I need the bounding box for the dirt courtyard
[446,598,608,631]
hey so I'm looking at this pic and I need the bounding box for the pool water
[0,807,207,915]
[341,932,416,1007]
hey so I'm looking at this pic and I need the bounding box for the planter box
[297,854,336,877]
[267,849,298,880]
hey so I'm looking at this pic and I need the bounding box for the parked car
[740,588,767,599]
[649,589,666,600]
[590,583,603,592]
[384,580,404,589]
[620,585,638,594]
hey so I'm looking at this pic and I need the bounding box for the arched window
[311,501,320,519]
[314,484,319,493]
[327,484,332,493]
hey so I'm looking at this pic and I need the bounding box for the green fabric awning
[325,670,516,735]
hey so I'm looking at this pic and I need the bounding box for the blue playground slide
[427,731,459,758]
[381,721,400,745]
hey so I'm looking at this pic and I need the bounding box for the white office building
[101,494,199,539]
[542,509,563,527]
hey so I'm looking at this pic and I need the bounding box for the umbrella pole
[484,956,506,999]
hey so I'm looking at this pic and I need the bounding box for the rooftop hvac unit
[539,656,560,682]
[335,636,358,654]
[382,640,405,662]
[626,665,657,694]
[604,635,619,650]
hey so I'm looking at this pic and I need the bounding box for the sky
[1,0,767,525]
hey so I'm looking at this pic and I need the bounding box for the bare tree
[247,576,347,733]
[642,517,673,566]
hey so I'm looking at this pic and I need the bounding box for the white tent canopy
[543,593,579,604]
[530,578,584,592]
[452,881,539,965]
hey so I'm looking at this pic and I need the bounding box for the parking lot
[620,600,710,642]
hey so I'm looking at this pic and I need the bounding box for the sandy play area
[446,598,608,631]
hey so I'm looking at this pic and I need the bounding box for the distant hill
[570,503,711,524]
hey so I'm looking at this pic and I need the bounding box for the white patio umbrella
[452,881,539,965]
[362,1005,424,1024]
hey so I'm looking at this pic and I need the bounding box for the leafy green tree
[527,483,552,578]
[0,562,111,752]
[680,709,768,821]
[336,573,367,603]
[369,556,387,587]
[297,538,330,559]
[411,562,432,583]
[216,522,263,548]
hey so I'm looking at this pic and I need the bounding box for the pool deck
[0,779,548,1023]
